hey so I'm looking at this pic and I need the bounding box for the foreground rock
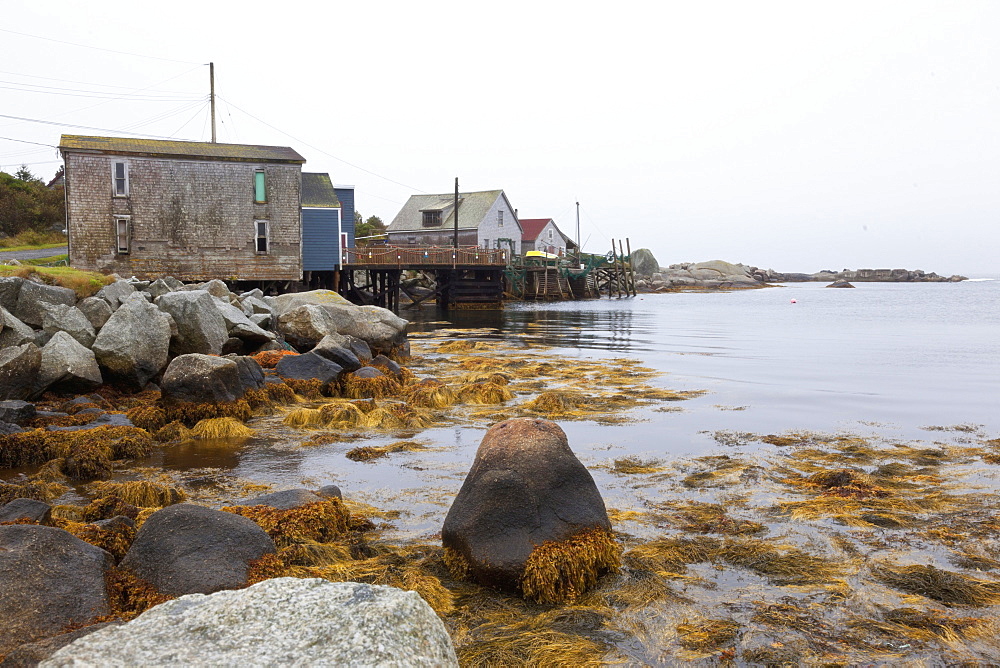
[0,525,113,656]
[270,290,408,354]
[43,578,458,667]
[0,343,41,400]
[442,418,620,603]
[160,354,245,404]
[120,504,275,596]
[91,296,171,390]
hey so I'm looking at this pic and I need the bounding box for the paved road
[0,245,67,261]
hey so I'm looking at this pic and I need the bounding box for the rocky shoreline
[628,250,968,291]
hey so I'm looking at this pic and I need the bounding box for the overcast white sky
[3,1,997,275]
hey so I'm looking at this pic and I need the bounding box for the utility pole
[453,177,459,248]
[210,62,217,143]
[575,201,581,262]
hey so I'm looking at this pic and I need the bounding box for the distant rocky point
[628,250,967,291]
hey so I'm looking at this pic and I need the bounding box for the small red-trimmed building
[518,218,576,256]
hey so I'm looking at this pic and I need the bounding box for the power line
[0,136,57,148]
[0,68,196,94]
[0,113,178,139]
[219,96,428,195]
[0,82,200,101]
[0,28,204,65]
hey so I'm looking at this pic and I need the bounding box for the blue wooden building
[301,172,354,287]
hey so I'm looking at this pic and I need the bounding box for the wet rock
[92,296,171,391]
[36,331,102,396]
[0,525,113,656]
[347,336,373,364]
[0,307,36,348]
[351,366,385,380]
[826,279,855,288]
[0,498,52,525]
[3,622,121,667]
[47,412,133,432]
[14,282,76,328]
[95,280,136,310]
[275,351,343,385]
[120,503,275,596]
[0,421,24,435]
[316,484,343,500]
[228,355,266,393]
[76,297,112,330]
[0,343,42,401]
[157,290,229,356]
[43,578,458,667]
[241,489,325,510]
[161,354,245,404]
[371,354,402,379]
[442,418,616,595]
[0,400,36,425]
[312,335,362,371]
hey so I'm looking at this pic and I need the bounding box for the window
[407,236,417,244]
[422,210,441,227]
[113,161,128,197]
[255,220,269,253]
[497,210,504,227]
[341,232,349,250]
[483,238,489,249]
[114,216,130,254]
[254,170,266,203]
[548,228,554,240]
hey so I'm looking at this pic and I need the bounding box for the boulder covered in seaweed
[275,351,343,387]
[44,579,459,667]
[0,497,52,524]
[442,418,620,603]
[120,503,276,596]
[161,354,246,404]
[0,524,113,655]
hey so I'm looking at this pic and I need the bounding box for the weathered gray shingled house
[59,135,306,282]
[386,190,522,255]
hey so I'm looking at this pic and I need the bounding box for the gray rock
[0,306,36,348]
[0,498,52,525]
[43,578,458,667]
[119,504,275,596]
[145,278,175,299]
[94,280,135,310]
[212,298,274,344]
[0,420,24,434]
[312,335,362,371]
[316,484,343,500]
[200,279,232,299]
[0,276,25,313]
[629,248,660,277]
[41,305,96,348]
[275,351,343,385]
[826,279,856,288]
[36,332,103,396]
[229,355,266,392]
[248,313,271,329]
[47,413,133,432]
[157,290,229,356]
[0,400,36,424]
[32,330,52,348]
[92,297,171,391]
[241,489,325,510]
[0,343,42,401]
[241,295,273,316]
[276,304,338,350]
[76,297,113,331]
[0,622,120,667]
[162,276,184,290]
[0,525,113,656]
[160,354,245,404]
[352,366,385,380]
[15,283,76,328]
[270,290,408,355]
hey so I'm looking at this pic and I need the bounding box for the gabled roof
[58,135,305,164]
[388,190,520,232]
[519,218,553,242]
[301,173,341,208]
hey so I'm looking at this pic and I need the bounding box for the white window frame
[114,215,130,254]
[497,210,504,227]
[112,160,129,197]
[255,220,269,254]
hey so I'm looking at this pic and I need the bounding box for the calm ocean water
[168,280,1000,536]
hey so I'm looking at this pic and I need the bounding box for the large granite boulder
[270,290,408,354]
[629,248,660,278]
[161,354,245,404]
[276,304,337,350]
[0,525,113,656]
[120,504,275,596]
[0,306,36,348]
[0,276,24,312]
[157,290,229,356]
[14,282,76,328]
[36,331,103,395]
[95,280,136,310]
[76,297,113,330]
[228,355,266,392]
[43,579,458,667]
[212,297,274,344]
[442,418,618,601]
[41,305,96,348]
[312,334,362,371]
[0,343,42,401]
[92,295,171,390]
[0,498,52,525]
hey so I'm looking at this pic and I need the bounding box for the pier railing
[343,245,508,268]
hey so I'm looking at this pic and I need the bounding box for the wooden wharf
[335,238,636,310]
